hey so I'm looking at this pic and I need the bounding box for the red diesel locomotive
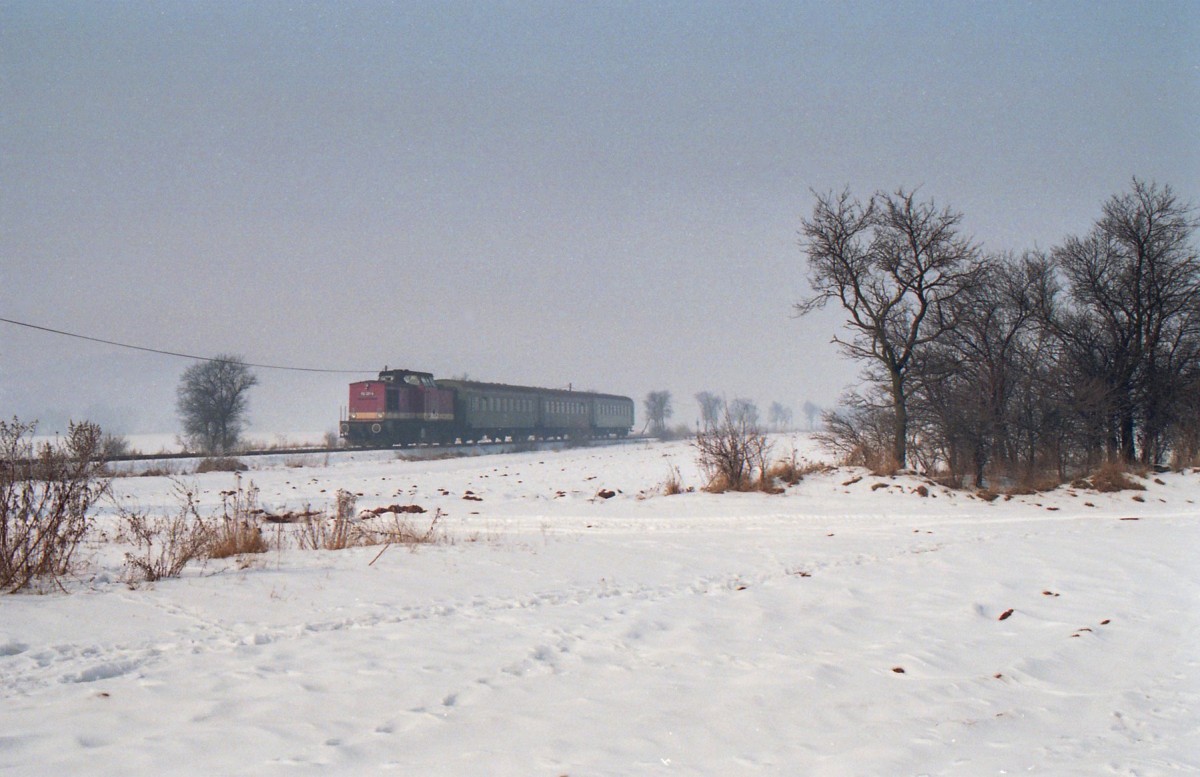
[340,368,635,446]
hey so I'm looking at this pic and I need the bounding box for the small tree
[644,391,673,437]
[177,355,259,454]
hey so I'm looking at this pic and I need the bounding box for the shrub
[196,457,246,473]
[1,418,108,593]
[694,409,773,492]
[656,423,695,442]
[138,465,180,478]
[814,391,902,475]
[100,432,132,459]
[1087,461,1147,493]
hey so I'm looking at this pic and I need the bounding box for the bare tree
[802,400,821,431]
[177,355,259,454]
[643,390,673,437]
[1051,179,1200,465]
[910,252,1056,486]
[797,188,983,469]
[728,398,759,427]
[768,401,793,431]
[695,391,724,429]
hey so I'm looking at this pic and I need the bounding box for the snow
[2,436,1197,775]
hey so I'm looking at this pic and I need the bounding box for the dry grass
[765,457,802,487]
[1087,461,1147,493]
[702,471,737,494]
[296,490,360,551]
[298,490,446,551]
[122,476,279,581]
[207,476,270,558]
[121,483,212,584]
[1005,473,1069,495]
[208,519,269,558]
[361,509,445,548]
[662,465,686,495]
[765,452,830,487]
[865,450,901,477]
[196,457,247,473]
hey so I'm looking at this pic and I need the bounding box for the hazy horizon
[3,2,1197,436]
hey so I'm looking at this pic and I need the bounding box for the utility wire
[0,316,376,374]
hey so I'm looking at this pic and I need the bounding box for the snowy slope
[1,437,1196,775]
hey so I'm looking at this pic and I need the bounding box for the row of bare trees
[799,179,1200,486]
[645,391,801,438]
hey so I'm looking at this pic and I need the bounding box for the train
[339,368,635,447]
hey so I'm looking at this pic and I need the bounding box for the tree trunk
[1119,407,1136,463]
[891,371,908,469]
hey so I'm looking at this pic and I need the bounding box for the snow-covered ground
[2,435,1196,775]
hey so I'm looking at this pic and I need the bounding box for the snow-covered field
[2,436,1197,775]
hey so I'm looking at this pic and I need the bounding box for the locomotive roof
[376,368,434,381]
[435,378,631,402]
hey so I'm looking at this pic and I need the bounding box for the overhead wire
[0,316,376,374]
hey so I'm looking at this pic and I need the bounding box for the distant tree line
[798,179,1200,486]
[642,391,802,439]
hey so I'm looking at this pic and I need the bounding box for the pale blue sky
[3,1,1197,434]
